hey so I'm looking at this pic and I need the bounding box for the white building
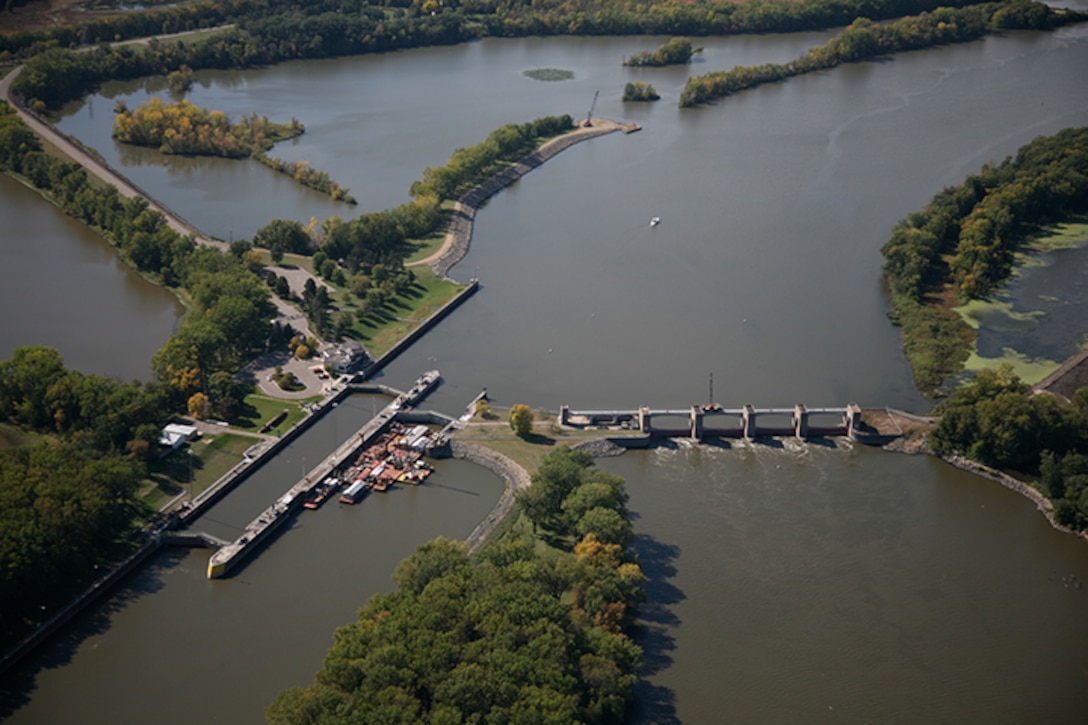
[159,423,199,452]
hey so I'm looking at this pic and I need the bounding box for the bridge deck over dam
[559,403,863,440]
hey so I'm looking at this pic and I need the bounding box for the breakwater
[453,441,532,554]
[429,119,638,279]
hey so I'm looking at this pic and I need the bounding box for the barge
[206,370,441,579]
[339,477,371,504]
[206,491,297,578]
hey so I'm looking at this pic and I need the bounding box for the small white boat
[649,216,661,227]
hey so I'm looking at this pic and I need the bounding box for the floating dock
[207,370,441,579]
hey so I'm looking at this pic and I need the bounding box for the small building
[323,341,369,374]
[159,423,199,453]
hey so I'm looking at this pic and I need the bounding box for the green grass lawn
[232,394,306,433]
[349,266,465,357]
[140,432,255,510]
[453,411,627,473]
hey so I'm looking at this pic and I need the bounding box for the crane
[583,90,598,128]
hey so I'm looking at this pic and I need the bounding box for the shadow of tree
[519,432,556,446]
[0,547,188,720]
[629,533,683,724]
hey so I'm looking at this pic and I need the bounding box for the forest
[8,0,1000,111]
[267,447,645,724]
[929,368,1088,531]
[678,1,1083,107]
[0,346,169,650]
[880,126,1088,392]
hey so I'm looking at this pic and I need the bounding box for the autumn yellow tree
[187,392,209,420]
[509,403,533,437]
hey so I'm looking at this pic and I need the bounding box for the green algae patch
[1022,220,1088,254]
[960,345,1062,386]
[951,220,1088,386]
[955,298,1044,332]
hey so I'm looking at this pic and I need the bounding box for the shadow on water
[425,481,481,496]
[0,547,188,719]
[629,533,683,725]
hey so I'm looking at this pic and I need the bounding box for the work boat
[649,216,661,227]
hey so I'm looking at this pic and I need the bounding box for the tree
[187,392,209,419]
[392,537,469,595]
[509,403,533,437]
[253,218,311,263]
[576,507,634,547]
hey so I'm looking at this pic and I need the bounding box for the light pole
[332,401,339,449]
[187,448,194,503]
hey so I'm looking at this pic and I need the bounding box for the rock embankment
[453,440,532,554]
[885,428,1087,543]
[430,120,637,279]
[571,438,628,457]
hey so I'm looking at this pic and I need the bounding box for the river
[4,20,1088,724]
[0,174,183,380]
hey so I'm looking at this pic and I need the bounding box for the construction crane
[583,90,598,127]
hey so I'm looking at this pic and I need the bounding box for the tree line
[1,100,277,420]
[880,126,1088,392]
[267,446,644,724]
[409,115,573,201]
[0,100,285,647]
[255,155,357,204]
[929,367,1088,531]
[678,1,1084,107]
[7,0,1001,112]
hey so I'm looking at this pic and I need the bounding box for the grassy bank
[454,408,637,472]
[233,393,309,432]
[348,265,465,357]
[887,289,976,395]
[140,431,255,510]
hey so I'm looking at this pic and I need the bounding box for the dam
[558,403,863,440]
